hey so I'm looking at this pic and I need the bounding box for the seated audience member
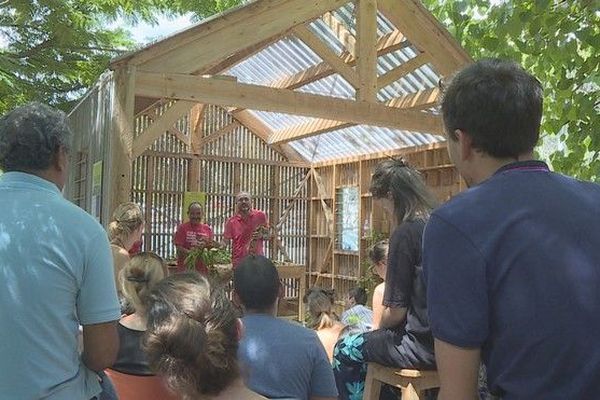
[333,159,438,400]
[234,256,338,400]
[423,59,600,399]
[174,202,214,274]
[144,272,265,400]
[105,252,179,400]
[341,287,373,333]
[304,287,348,361]
[108,202,145,290]
[368,240,389,329]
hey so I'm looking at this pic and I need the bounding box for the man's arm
[82,321,119,372]
[378,306,407,329]
[435,339,480,400]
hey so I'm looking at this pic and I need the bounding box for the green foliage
[0,0,244,114]
[185,246,231,270]
[358,230,385,296]
[421,0,600,180]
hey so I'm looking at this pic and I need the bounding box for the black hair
[233,255,279,311]
[348,287,368,306]
[441,58,543,158]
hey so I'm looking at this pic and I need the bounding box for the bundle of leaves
[185,239,231,271]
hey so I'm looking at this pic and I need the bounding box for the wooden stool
[364,363,440,400]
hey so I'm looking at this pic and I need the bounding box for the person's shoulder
[54,198,107,236]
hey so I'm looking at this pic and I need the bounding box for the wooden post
[188,104,205,192]
[109,66,136,217]
[356,0,378,101]
[270,166,281,260]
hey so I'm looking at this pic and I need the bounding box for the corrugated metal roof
[224,2,445,163]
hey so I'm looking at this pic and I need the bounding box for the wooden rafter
[378,0,471,76]
[269,88,442,144]
[198,121,241,146]
[356,0,378,101]
[132,100,195,158]
[269,29,407,90]
[135,72,442,134]
[377,53,430,89]
[114,0,349,74]
[293,25,359,88]
[321,12,356,56]
[169,125,191,147]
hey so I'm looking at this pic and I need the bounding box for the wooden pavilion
[67,0,471,315]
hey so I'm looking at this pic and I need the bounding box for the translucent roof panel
[227,36,324,85]
[288,125,445,163]
[250,110,316,131]
[295,74,355,99]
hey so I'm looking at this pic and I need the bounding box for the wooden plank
[135,72,443,134]
[356,0,378,101]
[132,100,195,158]
[293,25,359,88]
[119,0,349,73]
[274,170,311,230]
[269,29,407,90]
[232,109,306,162]
[168,125,190,147]
[322,12,356,56]
[141,150,310,168]
[386,87,440,109]
[109,66,136,215]
[311,141,447,167]
[198,121,241,146]
[311,168,334,234]
[377,53,429,90]
[269,88,442,144]
[378,0,471,76]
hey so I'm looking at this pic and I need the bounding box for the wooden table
[276,264,307,322]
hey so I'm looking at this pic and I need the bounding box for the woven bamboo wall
[131,103,309,266]
[308,145,463,308]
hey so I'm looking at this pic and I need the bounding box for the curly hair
[0,102,72,171]
[144,272,240,398]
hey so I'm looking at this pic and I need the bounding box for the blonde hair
[304,287,339,330]
[119,252,165,312]
[108,202,143,245]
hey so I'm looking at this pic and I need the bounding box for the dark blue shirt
[423,161,600,399]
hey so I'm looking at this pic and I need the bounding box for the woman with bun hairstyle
[108,202,144,291]
[104,252,179,400]
[304,287,347,362]
[144,272,266,400]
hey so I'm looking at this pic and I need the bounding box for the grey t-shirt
[239,314,338,400]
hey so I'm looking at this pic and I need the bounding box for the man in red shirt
[224,192,269,268]
[174,202,213,273]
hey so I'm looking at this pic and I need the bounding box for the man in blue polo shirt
[0,103,121,399]
[423,59,600,399]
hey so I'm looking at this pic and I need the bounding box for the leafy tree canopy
[422,0,599,180]
[0,0,244,113]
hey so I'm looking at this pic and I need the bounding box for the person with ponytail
[144,272,266,400]
[333,158,439,400]
[368,240,389,329]
[304,287,347,362]
[108,202,144,291]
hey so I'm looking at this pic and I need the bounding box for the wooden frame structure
[68,0,471,311]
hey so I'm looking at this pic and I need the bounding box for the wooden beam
[386,87,440,109]
[269,88,442,144]
[378,0,471,76]
[169,125,191,147]
[269,29,407,90]
[293,25,359,87]
[198,121,241,146]
[118,0,348,73]
[135,72,442,134]
[232,110,306,162]
[188,104,205,191]
[132,100,195,158]
[321,12,356,56]
[356,0,378,101]
[377,53,429,89]
[141,150,310,168]
[109,66,136,217]
[195,36,277,75]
